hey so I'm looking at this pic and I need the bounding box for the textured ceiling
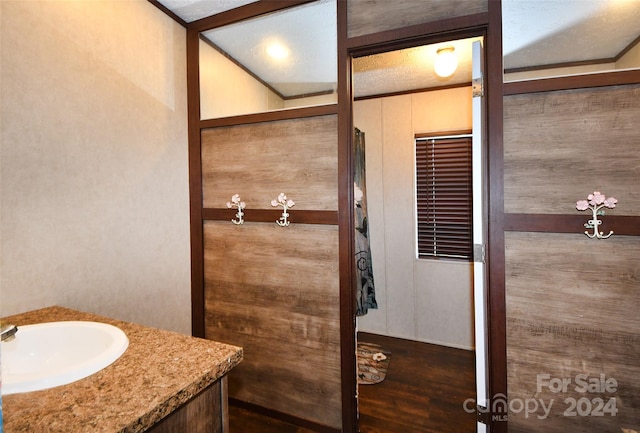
[353,37,482,98]
[156,0,640,97]
[200,0,337,98]
[156,0,258,23]
[503,0,640,70]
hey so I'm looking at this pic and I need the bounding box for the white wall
[0,1,191,334]
[355,87,475,350]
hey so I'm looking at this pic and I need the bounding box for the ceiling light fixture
[266,42,289,60]
[434,46,458,78]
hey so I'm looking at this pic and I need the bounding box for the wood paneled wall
[506,233,640,432]
[202,115,338,211]
[504,84,640,214]
[200,115,342,430]
[347,0,487,39]
[204,222,341,428]
[504,83,640,432]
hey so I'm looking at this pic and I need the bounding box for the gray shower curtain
[354,128,377,316]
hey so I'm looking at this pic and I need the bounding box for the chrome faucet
[1,323,18,342]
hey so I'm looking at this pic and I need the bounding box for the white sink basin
[1,321,129,395]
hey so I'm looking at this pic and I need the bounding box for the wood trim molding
[355,81,471,101]
[202,208,339,225]
[505,57,616,75]
[415,129,472,139]
[186,0,314,33]
[487,1,508,431]
[199,104,338,129]
[504,213,640,236]
[337,0,358,432]
[148,0,188,27]
[504,69,640,95]
[187,26,205,338]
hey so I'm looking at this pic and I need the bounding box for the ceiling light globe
[434,46,458,78]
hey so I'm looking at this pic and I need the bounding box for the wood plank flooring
[228,332,476,433]
[229,406,319,433]
[357,332,476,433]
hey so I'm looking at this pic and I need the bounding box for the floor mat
[357,341,392,385]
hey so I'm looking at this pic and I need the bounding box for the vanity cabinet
[1,307,242,433]
[148,379,227,433]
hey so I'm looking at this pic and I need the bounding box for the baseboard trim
[229,398,341,433]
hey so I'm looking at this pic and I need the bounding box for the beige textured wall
[0,1,191,334]
[354,87,474,349]
[617,39,640,70]
[199,40,284,120]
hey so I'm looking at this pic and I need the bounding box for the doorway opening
[351,34,486,433]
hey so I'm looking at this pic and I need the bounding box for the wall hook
[226,194,246,225]
[576,191,617,239]
[271,193,295,227]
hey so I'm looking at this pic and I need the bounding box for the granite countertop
[1,306,243,433]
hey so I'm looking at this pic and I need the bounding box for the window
[415,135,473,260]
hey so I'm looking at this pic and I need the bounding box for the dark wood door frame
[338,4,508,432]
[336,3,358,432]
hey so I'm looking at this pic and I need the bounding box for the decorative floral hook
[576,191,617,239]
[226,194,246,225]
[271,193,295,227]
